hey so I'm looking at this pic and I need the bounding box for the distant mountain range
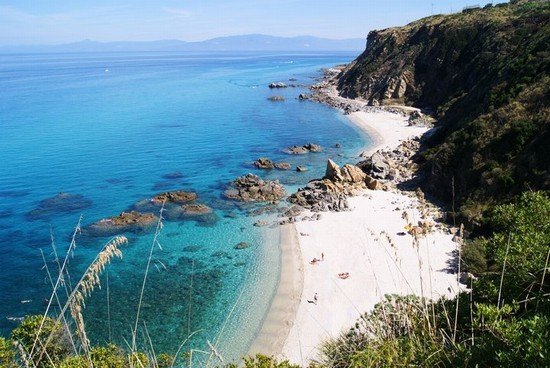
[0,34,366,53]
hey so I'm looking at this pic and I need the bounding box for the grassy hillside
[338,0,549,226]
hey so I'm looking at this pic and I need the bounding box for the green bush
[0,337,17,368]
[222,354,300,368]
[11,315,71,368]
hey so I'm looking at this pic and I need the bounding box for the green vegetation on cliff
[338,0,549,225]
[322,1,550,366]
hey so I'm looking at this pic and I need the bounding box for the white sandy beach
[281,110,461,365]
[250,108,463,366]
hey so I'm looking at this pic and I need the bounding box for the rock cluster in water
[133,190,215,223]
[267,95,285,102]
[283,143,322,154]
[253,158,291,170]
[224,174,286,202]
[87,211,158,236]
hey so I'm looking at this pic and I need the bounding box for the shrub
[11,315,71,367]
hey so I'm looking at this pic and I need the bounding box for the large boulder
[357,152,389,179]
[224,174,286,202]
[324,160,366,184]
[325,159,344,181]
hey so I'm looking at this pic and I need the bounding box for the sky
[0,0,508,45]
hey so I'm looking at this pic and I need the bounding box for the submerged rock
[268,82,287,88]
[26,192,93,220]
[267,95,285,101]
[180,203,213,216]
[254,220,269,227]
[296,165,308,172]
[87,211,158,236]
[234,242,252,250]
[162,171,185,180]
[224,174,286,202]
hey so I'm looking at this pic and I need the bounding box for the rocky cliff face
[337,0,549,223]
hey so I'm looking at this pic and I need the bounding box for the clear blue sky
[0,0,508,45]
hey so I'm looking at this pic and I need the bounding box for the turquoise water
[0,51,367,364]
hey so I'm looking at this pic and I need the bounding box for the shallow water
[0,51,368,364]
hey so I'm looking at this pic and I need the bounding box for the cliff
[337,0,549,224]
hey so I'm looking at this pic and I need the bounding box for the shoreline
[247,224,303,357]
[250,72,463,365]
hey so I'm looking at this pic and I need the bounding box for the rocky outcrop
[325,159,367,183]
[87,211,158,236]
[288,179,351,212]
[224,174,286,202]
[408,110,434,126]
[357,139,419,183]
[254,158,275,169]
[296,166,308,172]
[289,160,381,212]
[284,143,322,154]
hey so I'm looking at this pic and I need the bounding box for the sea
[0,51,370,365]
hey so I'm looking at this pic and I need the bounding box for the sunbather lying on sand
[337,272,350,279]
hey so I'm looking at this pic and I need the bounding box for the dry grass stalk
[453,224,464,342]
[30,218,82,359]
[69,235,127,354]
[132,205,165,353]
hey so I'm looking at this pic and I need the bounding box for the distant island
[0,34,365,54]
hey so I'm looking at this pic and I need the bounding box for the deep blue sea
[0,51,368,364]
